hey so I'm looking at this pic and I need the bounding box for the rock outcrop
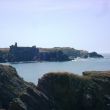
[37,51,70,61]
[39,47,104,59]
[88,52,104,58]
[0,65,51,110]
[38,72,110,110]
[0,64,110,110]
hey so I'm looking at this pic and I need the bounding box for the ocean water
[3,54,110,84]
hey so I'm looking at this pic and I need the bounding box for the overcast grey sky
[0,0,110,53]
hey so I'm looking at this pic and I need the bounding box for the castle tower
[15,42,17,47]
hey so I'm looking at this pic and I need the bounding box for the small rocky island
[0,64,110,110]
[0,43,103,62]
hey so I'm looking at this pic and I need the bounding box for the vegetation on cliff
[38,72,110,110]
[0,64,110,110]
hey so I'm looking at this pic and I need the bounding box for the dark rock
[89,52,104,58]
[1,64,110,110]
[0,65,51,110]
[0,51,8,63]
[37,51,70,61]
[39,47,89,59]
[9,98,27,110]
[0,64,27,109]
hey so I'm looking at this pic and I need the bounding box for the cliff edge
[0,65,110,110]
[0,65,51,110]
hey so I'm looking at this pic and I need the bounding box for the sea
[1,54,110,84]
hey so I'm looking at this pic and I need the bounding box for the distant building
[9,43,39,62]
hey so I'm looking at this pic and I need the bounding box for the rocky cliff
[39,47,103,59]
[0,65,51,110]
[38,72,110,110]
[0,65,110,110]
[0,45,103,62]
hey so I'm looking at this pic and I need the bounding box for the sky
[0,0,110,53]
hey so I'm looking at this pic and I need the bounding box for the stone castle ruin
[8,43,39,62]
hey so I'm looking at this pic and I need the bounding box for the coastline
[0,64,110,110]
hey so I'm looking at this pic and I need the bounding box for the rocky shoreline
[0,43,103,63]
[0,64,110,110]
